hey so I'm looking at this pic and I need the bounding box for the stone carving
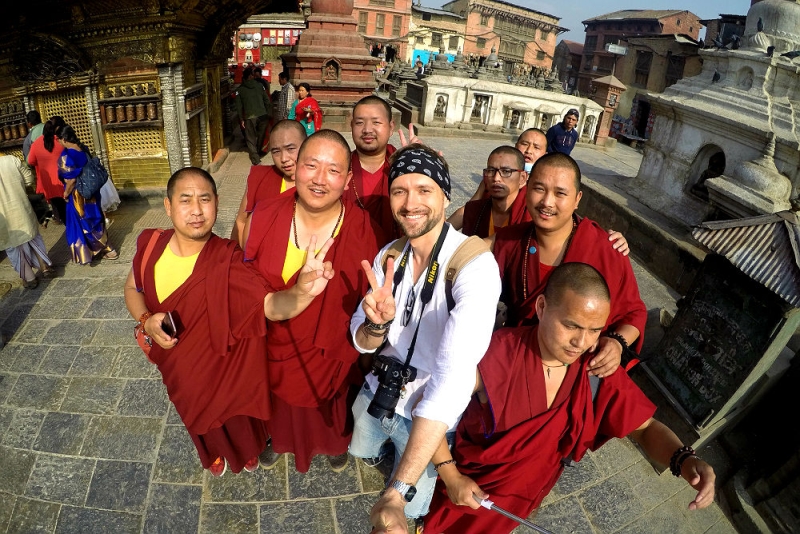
[737,67,754,90]
[510,110,521,129]
[434,94,447,119]
[324,61,339,81]
[471,94,490,123]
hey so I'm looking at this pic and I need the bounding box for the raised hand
[296,235,335,298]
[397,123,421,147]
[608,229,630,256]
[361,257,396,326]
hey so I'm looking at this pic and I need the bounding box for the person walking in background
[56,125,118,264]
[288,83,322,136]
[27,116,67,224]
[236,66,273,165]
[22,110,44,162]
[0,154,55,289]
[276,72,295,122]
[545,109,580,156]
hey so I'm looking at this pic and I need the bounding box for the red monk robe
[461,185,531,238]
[244,194,385,472]
[424,326,656,534]
[245,164,289,213]
[493,216,647,352]
[343,145,399,240]
[132,229,272,473]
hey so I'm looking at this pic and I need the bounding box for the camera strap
[391,223,450,369]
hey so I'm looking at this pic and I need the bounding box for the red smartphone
[162,311,177,337]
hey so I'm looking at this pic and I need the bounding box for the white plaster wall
[420,75,603,135]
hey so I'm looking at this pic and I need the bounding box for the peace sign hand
[360,257,396,326]
[397,123,421,147]
[296,235,335,298]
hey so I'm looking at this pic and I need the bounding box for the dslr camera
[368,354,417,420]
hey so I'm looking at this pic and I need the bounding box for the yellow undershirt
[281,220,342,283]
[280,178,289,193]
[154,244,200,302]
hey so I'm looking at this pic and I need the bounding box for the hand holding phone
[162,311,177,338]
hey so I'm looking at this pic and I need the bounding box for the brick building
[702,14,746,48]
[441,0,566,73]
[353,0,413,61]
[612,34,703,139]
[552,40,583,94]
[577,10,701,94]
[407,6,466,64]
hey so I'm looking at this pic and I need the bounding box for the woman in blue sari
[57,125,118,264]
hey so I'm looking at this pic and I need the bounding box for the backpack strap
[444,236,490,312]
[381,236,409,274]
[138,229,164,290]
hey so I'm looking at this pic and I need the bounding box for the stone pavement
[0,135,737,534]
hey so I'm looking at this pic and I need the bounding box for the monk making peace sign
[242,129,386,474]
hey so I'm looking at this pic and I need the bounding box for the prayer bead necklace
[292,198,344,249]
[522,215,578,299]
[542,361,568,379]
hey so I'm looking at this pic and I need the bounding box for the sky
[425,0,753,43]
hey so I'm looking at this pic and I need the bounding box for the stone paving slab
[0,136,738,533]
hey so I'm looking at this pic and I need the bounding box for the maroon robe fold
[493,217,647,352]
[343,145,399,240]
[424,326,656,534]
[461,186,531,238]
[244,193,385,472]
[132,229,272,473]
[245,164,288,213]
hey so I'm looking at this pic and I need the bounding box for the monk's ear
[344,169,353,190]
[574,190,583,209]
[519,170,528,187]
[535,294,546,320]
[164,196,172,216]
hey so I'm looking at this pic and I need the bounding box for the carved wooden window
[392,15,402,37]
[480,14,489,26]
[665,52,685,87]
[431,33,443,47]
[369,0,394,6]
[449,36,459,51]
[584,36,598,52]
[376,14,385,36]
[476,37,486,49]
[358,12,368,33]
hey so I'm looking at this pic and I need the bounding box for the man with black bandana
[349,144,501,532]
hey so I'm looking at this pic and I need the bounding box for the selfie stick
[473,495,555,534]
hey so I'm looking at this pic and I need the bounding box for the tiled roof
[412,5,465,19]
[563,40,584,54]
[583,9,689,23]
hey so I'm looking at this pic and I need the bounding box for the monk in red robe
[344,95,423,241]
[231,120,307,245]
[448,146,531,238]
[124,167,336,477]
[423,263,716,534]
[490,152,642,375]
[243,130,385,473]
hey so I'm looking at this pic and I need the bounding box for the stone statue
[434,95,447,119]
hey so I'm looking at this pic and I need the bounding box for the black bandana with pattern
[388,147,451,200]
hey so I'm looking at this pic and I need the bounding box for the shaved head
[543,262,610,307]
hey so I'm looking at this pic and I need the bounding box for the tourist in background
[288,83,322,135]
[22,110,44,161]
[236,66,273,165]
[57,125,118,264]
[545,108,580,156]
[277,72,295,121]
[28,116,67,224]
[0,154,55,289]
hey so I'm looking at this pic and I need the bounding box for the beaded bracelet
[669,445,696,477]
[434,459,457,472]
[137,311,154,336]
[602,331,629,352]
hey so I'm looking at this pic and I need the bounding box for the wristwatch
[386,479,417,502]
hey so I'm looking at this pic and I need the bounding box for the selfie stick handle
[473,494,556,534]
